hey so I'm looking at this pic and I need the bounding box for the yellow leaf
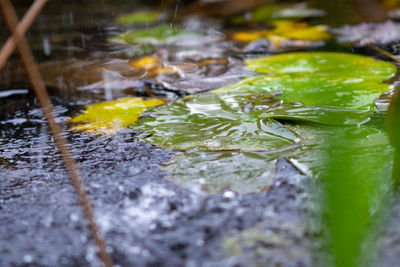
[69,97,166,135]
[232,20,330,43]
[232,31,269,42]
[129,56,160,70]
[278,25,330,41]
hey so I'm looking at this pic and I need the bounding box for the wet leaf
[245,52,395,79]
[135,93,300,152]
[133,52,395,152]
[251,4,278,22]
[232,20,330,44]
[214,52,396,124]
[128,56,177,76]
[110,25,202,45]
[164,151,277,194]
[333,20,400,46]
[69,97,166,135]
[323,122,393,267]
[116,11,161,25]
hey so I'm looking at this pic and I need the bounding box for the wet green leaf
[135,94,300,152]
[110,25,201,45]
[69,97,166,135]
[132,52,395,152]
[239,52,396,124]
[251,4,277,22]
[245,52,396,79]
[323,118,394,267]
[164,151,277,194]
[116,11,161,25]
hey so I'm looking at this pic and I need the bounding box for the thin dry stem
[0,0,114,266]
[369,44,400,63]
[0,0,48,71]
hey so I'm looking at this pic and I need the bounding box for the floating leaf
[135,93,300,152]
[132,52,395,151]
[245,52,396,79]
[232,20,330,44]
[116,11,161,25]
[220,52,396,124]
[243,53,396,112]
[69,97,166,135]
[110,25,203,46]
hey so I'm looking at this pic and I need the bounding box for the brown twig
[369,44,400,63]
[0,0,48,71]
[0,0,114,266]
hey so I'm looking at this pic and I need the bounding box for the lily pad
[245,52,396,79]
[110,25,202,45]
[241,52,396,118]
[69,97,166,135]
[135,94,300,152]
[133,52,395,152]
[116,11,161,25]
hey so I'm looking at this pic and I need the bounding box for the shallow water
[1,0,400,266]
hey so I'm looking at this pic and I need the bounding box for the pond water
[1,0,400,266]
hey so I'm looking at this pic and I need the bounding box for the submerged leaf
[69,97,166,135]
[164,151,277,194]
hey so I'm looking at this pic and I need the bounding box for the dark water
[1,0,400,266]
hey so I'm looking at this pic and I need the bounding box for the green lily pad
[218,72,393,111]
[132,52,395,152]
[116,11,161,25]
[245,52,396,79]
[110,25,201,45]
[251,4,277,22]
[237,52,395,123]
[135,94,300,152]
